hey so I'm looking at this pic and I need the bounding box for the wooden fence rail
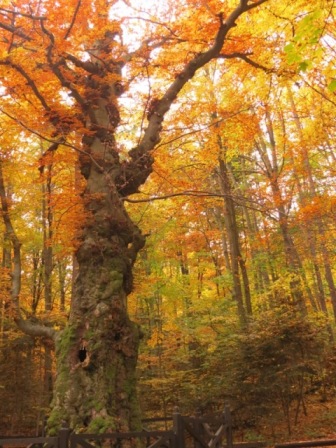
[0,437,58,448]
[275,441,336,448]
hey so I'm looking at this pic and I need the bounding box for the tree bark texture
[48,34,146,433]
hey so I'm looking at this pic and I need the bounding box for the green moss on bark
[87,416,116,433]
[47,409,65,435]
[56,325,77,360]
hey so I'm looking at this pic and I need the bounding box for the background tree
[126,0,336,438]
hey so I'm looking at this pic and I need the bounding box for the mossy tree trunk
[48,33,148,433]
[48,119,147,432]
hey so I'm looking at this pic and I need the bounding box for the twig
[64,0,82,40]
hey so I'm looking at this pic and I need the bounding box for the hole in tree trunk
[78,347,87,362]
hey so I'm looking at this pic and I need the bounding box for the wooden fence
[8,406,336,448]
[1,406,241,448]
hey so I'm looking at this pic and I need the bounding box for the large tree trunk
[48,160,146,432]
[48,37,146,432]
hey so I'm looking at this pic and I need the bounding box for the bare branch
[64,0,82,40]
[300,76,336,107]
[123,190,225,202]
[155,108,251,150]
[123,15,178,36]
[123,188,273,215]
[0,7,46,20]
[218,52,274,73]
[0,21,32,41]
[245,0,269,11]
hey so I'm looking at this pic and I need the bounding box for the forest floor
[235,395,336,445]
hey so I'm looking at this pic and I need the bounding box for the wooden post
[224,404,233,448]
[41,415,48,437]
[58,421,71,448]
[173,407,185,448]
[193,409,203,448]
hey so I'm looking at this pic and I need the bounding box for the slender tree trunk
[204,67,250,321]
[255,127,309,313]
[213,207,231,271]
[0,297,4,346]
[284,90,325,309]
[226,165,253,314]
[323,253,336,319]
[217,158,247,324]
[239,256,252,315]
[0,231,11,345]
[41,161,55,407]
[42,162,54,312]
[245,207,270,295]
[57,262,67,313]
[200,219,222,297]
[287,87,336,318]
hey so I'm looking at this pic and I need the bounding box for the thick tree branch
[121,35,178,81]
[50,58,89,113]
[15,316,57,340]
[116,0,269,196]
[40,20,89,116]
[64,53,100,74]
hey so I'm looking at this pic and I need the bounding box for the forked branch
[117,0,270,196]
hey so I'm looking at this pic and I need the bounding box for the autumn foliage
[0,0,336,440]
